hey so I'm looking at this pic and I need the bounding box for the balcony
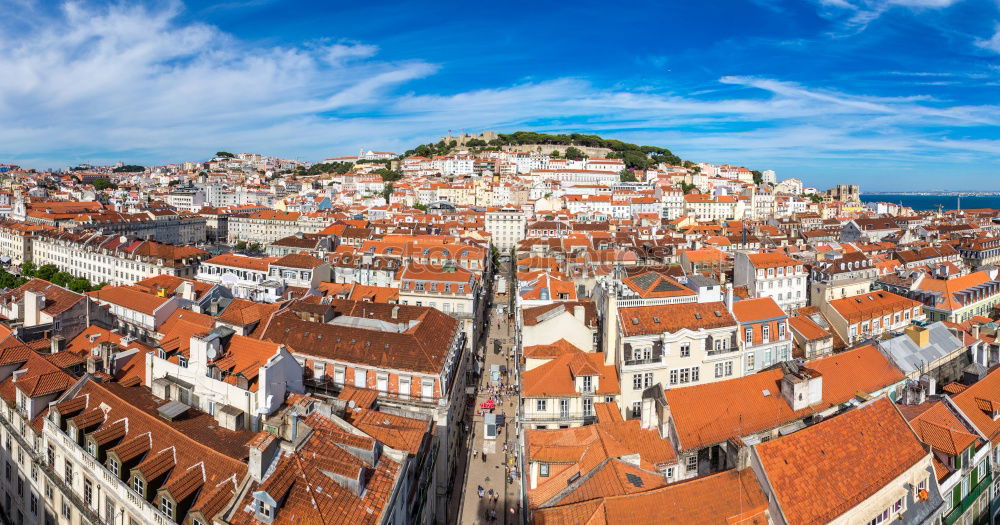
[623,356,663,367]
[706,347,738,357]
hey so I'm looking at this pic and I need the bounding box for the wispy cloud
[813,0,965,32]
[0,0,998,188]
[976,23,1000,53]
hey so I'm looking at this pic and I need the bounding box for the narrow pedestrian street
[454,289,522,524]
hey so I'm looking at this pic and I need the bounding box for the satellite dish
[206,346,218,361]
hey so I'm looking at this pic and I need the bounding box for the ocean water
[861,194,1000,212]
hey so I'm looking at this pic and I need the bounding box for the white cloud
[813,0,964,32]
[976,24,1000,53]
[0,0,997,179]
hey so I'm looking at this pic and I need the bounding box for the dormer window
[109,459,119,477]
[581,376,593,393]
[158,349,167,359]
[256,499,273,519]
[132,476,144,496]
[87,441,96,457]
[160,497,173,518]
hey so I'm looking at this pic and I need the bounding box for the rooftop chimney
[905,325,930,348]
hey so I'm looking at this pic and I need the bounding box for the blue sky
[1,0,999,190]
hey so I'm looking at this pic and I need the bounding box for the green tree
[20,261,36,278]
[751,170,763,185]
[564,146,586,160]
[413,202,428,211]
[381,183,394,202]
[92,178,117,191]
[215,151,235,158]
[374,168,402,182]
[68,278,92,293]
[619,170,638,182]
[807,193,824,204]
[112,165,145,173]
[36,264,58,281]
[235,241,248,251]
[50,272,73,287]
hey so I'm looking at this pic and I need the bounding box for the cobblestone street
[455,294,521,524]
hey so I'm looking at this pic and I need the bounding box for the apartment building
[226,211,336,244]
[195,254,277,301]
[257,300,469,520]
[682,194,744,222]
[820,290,924,345]
[751,398,942,525]
[732,297,792,374]
[521,342,618,429]
[958,236,1000,270]
[904,400,991,525]
[86,286,180,341]
[73,210,206,246]
[733,251,807,312]
[31,231,208,285]
[0,279,97,342]
[147,324,304,431]
[613,301,740,420]
[809,252,879,305]
[484,206,526,251]
[665,346,905,481]
[0,220,47,265]
[878,269,1000,323]
[949,368,1000,524]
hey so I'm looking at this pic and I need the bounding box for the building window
[762,325,770,342]
[581,376,593,392]
[132,476,144,496]
[633,374,643,391]
[160,498,173,517]
[686,455,697,472]
[631,402,641,419]
[536,399,547,412]
[744,327,753,344]
[715,363,725,378]
[680,343,690,357]
[643,373,653,388]
[669,370,678,385]
[540,464,549,477]
[63,461,72,484]
[84,478,93,508]
[257,500,271,518]
[746,353,756,372]
[109,459,119,477]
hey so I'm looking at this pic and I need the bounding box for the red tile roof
[755,398,927,525]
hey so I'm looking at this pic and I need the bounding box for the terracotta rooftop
[755,398,928,525]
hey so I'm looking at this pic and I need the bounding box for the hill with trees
[403,131,684,171]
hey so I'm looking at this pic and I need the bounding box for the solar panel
[632,272,658,290]
[625,473,644,487]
